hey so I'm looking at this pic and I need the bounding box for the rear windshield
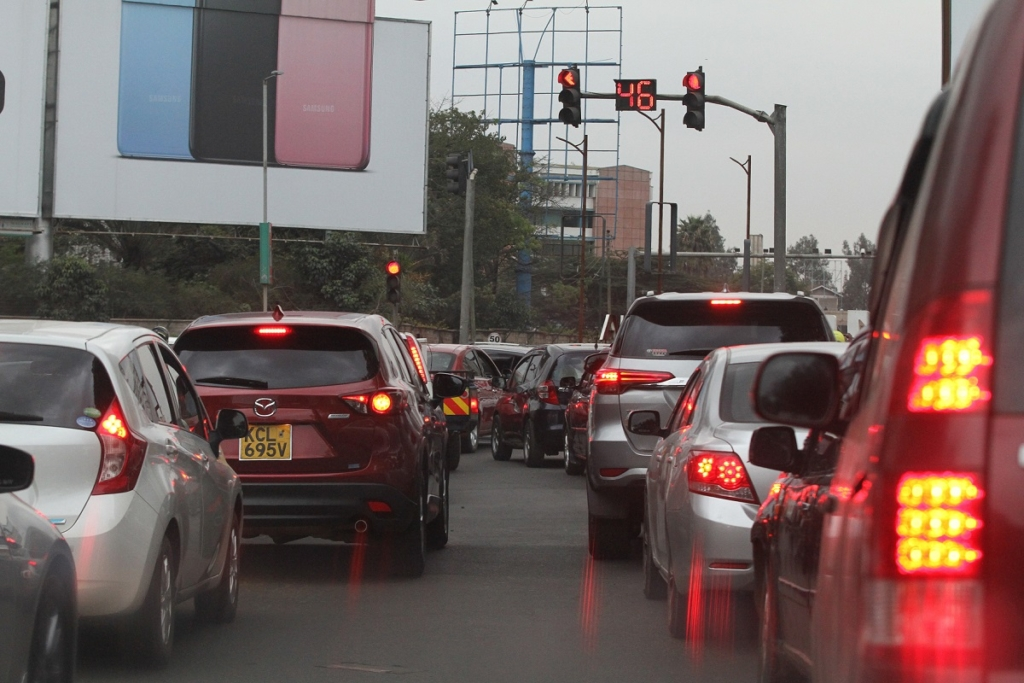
[482,350,525,376]
[175,326,379,389]
[718,361,764,424]
[614,300,829,359]
[428,351,456,373]
[550,351,593,384]
[0,343,116,430]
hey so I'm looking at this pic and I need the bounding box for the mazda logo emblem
[253,398,277,417]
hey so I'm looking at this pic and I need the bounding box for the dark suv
[491,344,606,467]
[174,311,465,577]
[586,293,835,559]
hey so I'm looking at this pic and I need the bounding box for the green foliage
[788,234,835,291]
[36,255,109,321]
[676,212,735,284]
[293,232,380,311]
[0,240,40,316]
[842,234,875,310]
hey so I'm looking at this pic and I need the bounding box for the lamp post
[730,154,751,291]
[262,70,283,312]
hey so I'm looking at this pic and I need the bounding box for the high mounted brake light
[710,299,742,306]
[255,326,291,336]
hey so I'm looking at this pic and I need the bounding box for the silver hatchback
[586,293,835,559]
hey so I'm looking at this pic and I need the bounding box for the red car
[563,349,608,475]
[426,344,505,452]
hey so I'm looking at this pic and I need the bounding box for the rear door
[495,356,532,439]
[465,350,501,434]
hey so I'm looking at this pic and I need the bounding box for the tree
[788,234,835,291]
[841,234,875,310]
[676,212,735,286]
[36,255,108,321]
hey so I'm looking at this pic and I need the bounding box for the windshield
[615,300,829,359]
[0,343,116,429]
[175,326,378,389]
[550,351,591,384]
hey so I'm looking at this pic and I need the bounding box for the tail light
[687,450,757,503]
[895,472,982,576]
[594,369,674,395]
[402,336,429,385]
[469,396,479,414]
[710,299,742,306]
[343,391,400,415]
[255,326,291,336]
[536,380,561,405]
[92,399,146,495]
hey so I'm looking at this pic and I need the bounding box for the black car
[472,343,529,378]
[491,344,605,467]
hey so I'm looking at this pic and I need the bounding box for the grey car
[0,445,77,683]
[586,293,835,559]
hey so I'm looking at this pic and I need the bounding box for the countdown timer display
[614,79,657,111]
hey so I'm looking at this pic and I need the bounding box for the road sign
[487,332,502,343]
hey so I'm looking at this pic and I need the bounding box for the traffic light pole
[458,168,478,344]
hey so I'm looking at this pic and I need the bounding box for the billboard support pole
[261,70,282,312]
[26,0,61,264]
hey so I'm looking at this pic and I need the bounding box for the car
[427,343,505,456]
[174,311,466,578]
[748,5,1024,679]
[472,342,530,378]
[749,331,870,681]
[564,349,609,475]
[631,341,846,640]
[491,344,607,467]
[0,320,248,666]
[586,292,837,559]
[0,445,77,683]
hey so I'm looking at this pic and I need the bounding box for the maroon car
[174,311,466,577]
[427,344,505,452]
[563,349,608,475]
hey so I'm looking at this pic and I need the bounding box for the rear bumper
[240,482,419,539]
[532,407,566,452]
[669,494,757,592]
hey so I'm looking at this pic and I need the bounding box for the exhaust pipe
[354,518,369,534]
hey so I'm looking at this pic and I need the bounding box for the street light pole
[262,70,283,312]
[556,134,589,343]
[729,154,751,291]
[636,109,666,293]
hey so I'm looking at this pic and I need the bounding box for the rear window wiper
[194,376,269,389]
[668,348,714,357]
[0,411,44,422]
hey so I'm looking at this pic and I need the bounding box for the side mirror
[583,353,606,376]
[627,410,666,438]
[211,409,249,455]
[748,426,803,472]
[152,326,170,342]
[490,375,505,389]
[433,372,467,399]
[754,352,841,429]
[0,446,34,493]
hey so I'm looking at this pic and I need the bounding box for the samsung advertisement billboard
[52,0,430,233]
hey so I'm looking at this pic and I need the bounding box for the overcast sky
[376,0,955,255]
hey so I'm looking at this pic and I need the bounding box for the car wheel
[564,427,584,476]
[643,517,667,600]
[461,424,479,453]
[667,577,689,639]
[446,433,462,471]
[195,511,241,624]
[587,515,629,560]
[759,566,786,683]
[523,420,544,468]
[393,478,426,578]
[27,572,74,683]
[132,536,176,667]
[491,422,512,461]
[426,463,450,550]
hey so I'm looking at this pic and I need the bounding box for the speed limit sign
[487,332,502,343]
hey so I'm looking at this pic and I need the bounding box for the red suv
[750,3,1024,679]
[174,311,466,577]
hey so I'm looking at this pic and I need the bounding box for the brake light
[92,400,146,495]
[687,450,757,503]
[342,394,370,413]
[536,380,561,405]
[908,336,992,412]
[370,392,393,414]
[367,501,392,514]
[599,468,628,478]
[594,369,674,395]
[895,472,982,575]
[469,396,479,413]
[255,326,291,336]
[710,299,741,306]
[402,337,429,385]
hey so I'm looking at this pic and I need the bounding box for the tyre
[426,463,450,550]
[523,420,544,468]
[27,572,74,683]
[564,428,584,476]
[195,511,241,624]
[759,568,786,683]
[393,479,426,578]
[587,515,629,560]
[132,536,176,667]
[643,521,667,600]
[491,421,512,461]
[461,424,479,453]
[446,433,462,471]
[667,578,689,639]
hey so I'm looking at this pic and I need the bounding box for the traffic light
[385,260,401,304]
[557,67,582,128]
[445,153,466,196]
[682,67,705,131]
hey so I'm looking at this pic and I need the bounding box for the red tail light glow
[599,468,628,478]
[895,472,982,575]
[908,336,992,412]
[536,380,562,405]
[255,326,291,336]
[710,299,741,306]
[92,400,146,495]
[687,450,757,503]
[470,396,479,413]
[594,369,674,395]
[402,337,429,385]
[367,500,392,514]
[370,392,393,414]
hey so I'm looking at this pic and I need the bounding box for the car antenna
[272,304,285,322]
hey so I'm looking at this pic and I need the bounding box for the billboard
[0,2,48,218]
[53,0,430,233]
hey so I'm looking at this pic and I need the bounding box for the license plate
[239,424,292,460]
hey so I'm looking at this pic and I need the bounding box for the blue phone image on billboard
[117,0,196,159]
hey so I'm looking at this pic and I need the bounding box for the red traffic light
[558,69,578,88]
[386,260,401,276]
[683,72,702,91]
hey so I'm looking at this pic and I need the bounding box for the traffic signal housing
[445,153,466,196]
[682,68,705,131]
[558,67,582,128]
[385,260,401,304]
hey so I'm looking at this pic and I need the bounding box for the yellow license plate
[239,424,292,460]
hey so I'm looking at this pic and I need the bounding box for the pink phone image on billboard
[275,0,374,170]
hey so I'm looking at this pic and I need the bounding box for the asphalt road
[78,447,758,683]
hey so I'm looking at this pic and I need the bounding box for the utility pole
[556,134,589,342]
[632,109,667,293]
[261,70,282,312]
[458,165,478,344]
[730,154,752,291]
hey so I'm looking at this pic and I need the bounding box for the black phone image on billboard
[190,0,281,164]
[0,70,5,114]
